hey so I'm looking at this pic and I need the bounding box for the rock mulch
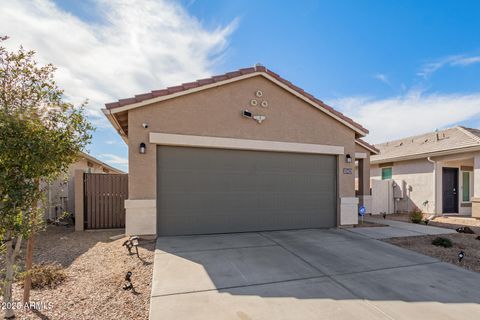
[1,226,154,319]
[385,233,480,273]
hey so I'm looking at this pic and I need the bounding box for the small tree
[0,36,93,318]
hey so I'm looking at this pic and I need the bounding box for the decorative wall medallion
[253,115,266,124]
[255,90,263,97]
[261,100,268,108]
[250,99,258,106]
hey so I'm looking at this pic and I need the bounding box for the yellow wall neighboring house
[44,152,124,221]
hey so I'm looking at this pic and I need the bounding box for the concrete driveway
[150,228,480,320]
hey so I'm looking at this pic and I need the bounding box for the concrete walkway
[150,228,480,320]
[348,217,456,239]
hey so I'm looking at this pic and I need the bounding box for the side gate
[84,173,128,229]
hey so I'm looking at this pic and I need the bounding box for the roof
[80,152,125,174]
[371,126,480,163]
[355,138,379,154]
[102,65,369,141]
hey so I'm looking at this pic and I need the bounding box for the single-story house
[371,126,480,218]
[45,152,124,221]
[103,65,376,236]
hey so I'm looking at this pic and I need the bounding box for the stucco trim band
[149,132,345,155]
[355,152,367,159]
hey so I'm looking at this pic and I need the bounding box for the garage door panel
[157,146,337,235]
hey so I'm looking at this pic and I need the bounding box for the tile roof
[356,138,380,154]
[371,126,480,163]
[104,65,368,134]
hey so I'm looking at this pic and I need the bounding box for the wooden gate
[84,173,128,229]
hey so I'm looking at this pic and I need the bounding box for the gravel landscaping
[385,233,480,273]
[1,226,154,320]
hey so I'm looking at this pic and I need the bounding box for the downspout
[427,157,437,215]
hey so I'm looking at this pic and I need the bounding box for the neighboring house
[103,65,375,236]
[45,152,124,221]
[371,126,480,218]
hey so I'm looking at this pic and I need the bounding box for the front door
[442,168,458,214]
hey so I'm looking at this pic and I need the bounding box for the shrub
[19,263,66,289]
[431,237,453,248]
[409,210,423,224]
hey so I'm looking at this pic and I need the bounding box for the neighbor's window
[462,171,471,202]
[381,167,392,180]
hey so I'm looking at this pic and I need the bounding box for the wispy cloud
[417,54,480,78]
[99,154,128,165]
[373,73,390,85]
[0,0,238,117]
[98,153,128,172]
[331,91,480,144]
[0,0,237,170]
[451,56,480,66]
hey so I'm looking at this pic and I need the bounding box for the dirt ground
[0,226,154,320]
[380,213,480,273]
[385,233,480,273]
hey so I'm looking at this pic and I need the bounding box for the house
[371,126,480,218]
[45,152,124,221]
[103,65,376,236]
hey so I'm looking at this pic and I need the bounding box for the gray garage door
[157,146,337,236]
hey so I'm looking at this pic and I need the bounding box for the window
[382,167,392,180]
[462,171,471,202]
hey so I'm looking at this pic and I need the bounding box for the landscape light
[458,251,465,262]
[123,271,133,291]
[122,236,140,257]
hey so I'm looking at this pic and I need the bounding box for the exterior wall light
[345,154,352,163]
[139,143,146,154]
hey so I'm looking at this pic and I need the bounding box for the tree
[0,36,93,319]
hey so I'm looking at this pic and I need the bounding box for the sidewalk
[347,216,456,239]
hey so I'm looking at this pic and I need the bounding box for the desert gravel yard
[385,233,480,273]
[0,226,154,320]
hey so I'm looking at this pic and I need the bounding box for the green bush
[409,210,423,224]
[19,262,66,289]
[431,237,453,248]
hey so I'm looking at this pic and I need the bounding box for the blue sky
[2,0,480,172]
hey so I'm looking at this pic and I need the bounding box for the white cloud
[0,0,237,116]
[373,73,390,85]
[98,153,128,165]
[451,56,480,66]
[417,54,480,78]
[331,91,480,144]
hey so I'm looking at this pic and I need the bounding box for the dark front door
[442,168,458,214]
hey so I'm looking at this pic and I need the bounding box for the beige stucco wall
[46,158,113,220]
[371,152,477,215]
[125,75,362,233]
[371,159,435,213]
[128,75,357,200]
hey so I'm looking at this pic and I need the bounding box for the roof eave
[371,145,480,164]
[105,72,369,137]
[102,108,128,144]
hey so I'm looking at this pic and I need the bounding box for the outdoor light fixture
[139,143,146,154]
[122,236,140,257]
[458,251,465,262]
[123,271,133,291]
[345,154,352,163]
